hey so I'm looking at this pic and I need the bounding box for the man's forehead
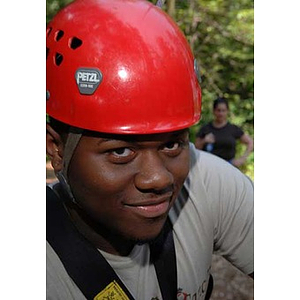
[83,128,189,143]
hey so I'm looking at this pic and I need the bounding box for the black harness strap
[47,186,135,300]
[46,186,178,300]
[150,219,177,300]
[205,275,213,300]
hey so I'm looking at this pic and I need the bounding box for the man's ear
[46,124,64,173]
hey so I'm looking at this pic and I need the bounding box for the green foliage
[47,0,73,23]
[46,0,254,179]
[173,0,254,179]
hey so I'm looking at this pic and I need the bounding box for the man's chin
[132,225,166,246]
[122,215,168,245]
[135,235,160,246]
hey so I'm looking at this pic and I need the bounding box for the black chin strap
[47,186,178,300]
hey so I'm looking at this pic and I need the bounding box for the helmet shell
[46,0,201,134]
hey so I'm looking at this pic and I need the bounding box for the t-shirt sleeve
[196,124,210,138]
[233,125,244,139]
[213,165,253,274]
[196,151,254,275]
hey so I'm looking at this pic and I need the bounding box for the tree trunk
[167,0,175,18]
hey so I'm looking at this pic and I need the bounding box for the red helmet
[46,0,201,134]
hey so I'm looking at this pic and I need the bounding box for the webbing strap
[205,275,213,300]
[46,187,135,300]
[150,219,177,300]
[46,186,178,300]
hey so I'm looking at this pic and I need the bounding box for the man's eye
[164,142,180,151]
[111,148,133,157]
[106,147,136,164]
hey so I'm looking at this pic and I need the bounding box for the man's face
[67,129,190,243]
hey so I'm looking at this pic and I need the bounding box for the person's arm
[232,133,253,167]
[195,133,215,150]
[195,137,205,149]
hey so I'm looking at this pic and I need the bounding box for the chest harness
[47,186,213,300]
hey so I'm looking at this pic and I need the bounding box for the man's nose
[134,151,174,193]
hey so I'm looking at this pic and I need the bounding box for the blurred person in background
[195,97,253,167]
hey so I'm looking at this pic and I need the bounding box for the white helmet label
[75,68,103,95]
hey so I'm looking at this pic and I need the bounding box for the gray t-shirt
[47,144,254,300]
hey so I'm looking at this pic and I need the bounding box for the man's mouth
[123,193,173,218]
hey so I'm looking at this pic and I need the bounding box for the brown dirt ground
[46,163,254,299]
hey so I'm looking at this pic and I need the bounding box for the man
[46,0,254,299]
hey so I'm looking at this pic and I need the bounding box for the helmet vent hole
[55,53,63,66]
[54,30,64,41]
[46,47,49,59]
[69,37,82,50]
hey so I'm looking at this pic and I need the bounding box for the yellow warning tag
[94,280,130,300]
